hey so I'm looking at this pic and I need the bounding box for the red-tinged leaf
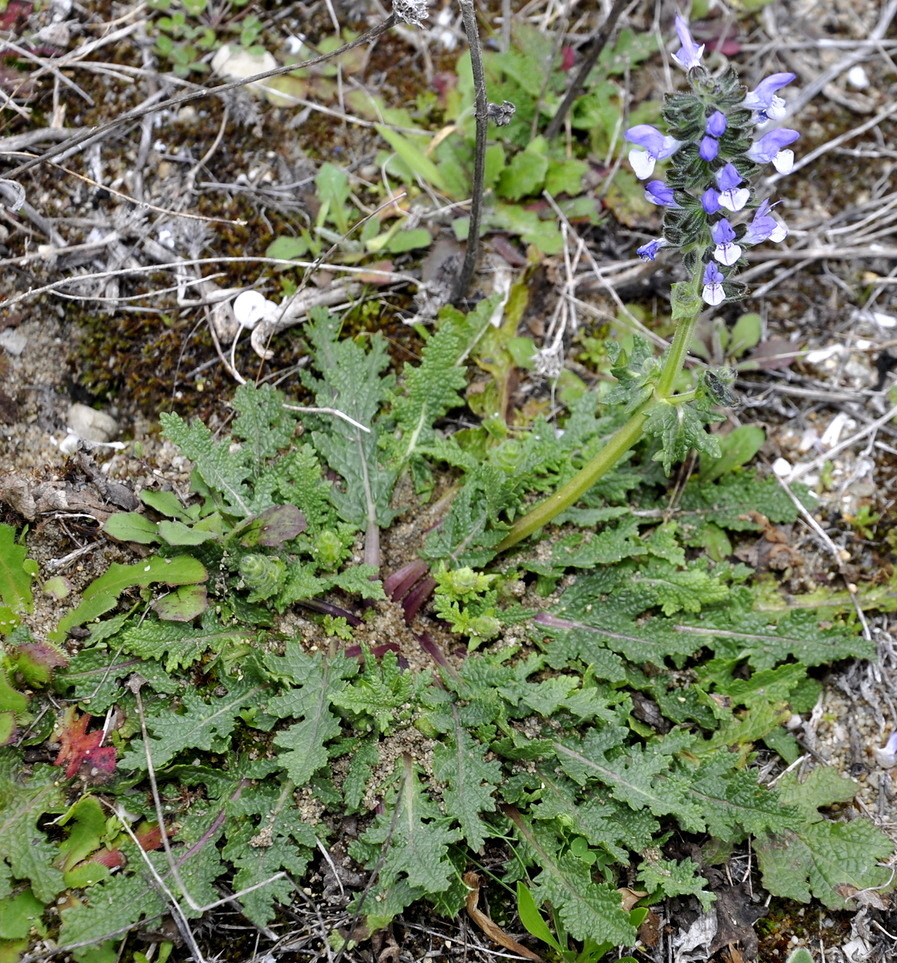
[254,504,307,547]
[53,708,117,779]
[85,824,162,870]
[10,639,68,685]
[88,848,126,869]
[561,46,576,72]
[384,558,430,601]
[134,821,164,852]
[706,36,741,57]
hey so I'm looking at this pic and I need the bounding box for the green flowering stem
[496,261,705,553]
[496,406,650,551]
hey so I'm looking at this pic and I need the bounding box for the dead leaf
[836,883,890,910]
[53,707,117,780]
[463,871,543,962]
[619,887,648,911]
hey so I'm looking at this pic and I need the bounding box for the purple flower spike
[702,262,726,306]
[716,163,750,212]
[711,218,743,266]
[699,136,720,162]
[743,199,788,245]
[670,15,704,71]
[644,180,679,207]
[747,128,800,173]
[637,238,669,261]
[705,111,727,137]
[625,124,683,179]
[701,189,722,215]
[744,73,796,122]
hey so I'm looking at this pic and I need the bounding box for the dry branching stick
[452,0,489,304]
[544,0,631,141]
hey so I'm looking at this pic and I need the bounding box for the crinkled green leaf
[231,382,298,469]
[116,616,252,671]
[638,856,714,910]
[433,727,501,852]
[643,400,721,474]
[119,675,264,770]
[554,732,705,831]
[683,753,798,839]
[756,768,894,908]
[0,524,36,620]
[354,761,461,894]
[160,411,253,516]
[332,651,425,733]
[266,647,357,784]
[58,850,167,952]
[221,781,315,927]
[0,755,66,902]
[301,307,397,529]
[678,471,806,531]
[514,816,636,946]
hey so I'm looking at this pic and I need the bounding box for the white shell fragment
[233,290,279,330]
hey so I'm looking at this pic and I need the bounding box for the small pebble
[846,65,869,89]
[772,457,792,477]
[67,403,119,443]
[0,329,27,356]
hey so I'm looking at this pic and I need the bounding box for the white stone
[67,403,119,443]
[772,457,792,477]
[847,65,869,90]
[0,328,27,356]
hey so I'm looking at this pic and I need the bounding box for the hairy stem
[452,0,488,303]
[497,260,705,553]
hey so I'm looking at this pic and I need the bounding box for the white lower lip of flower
[773,150,795,173]
[629,149,656,180]
[714,244,743,266]
[719,188,751,212]
[702,283,725,306]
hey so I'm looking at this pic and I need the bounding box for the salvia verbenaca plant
[498,16,798,551]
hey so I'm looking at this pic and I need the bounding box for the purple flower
[699,136,720,162]
[716,163,750,212]
[743,73,796,122]
[670,15,704,71]
[637,238,669,261]
[702,262,726,306]
[625,124,683,179]
[701,189,722,215]
[747,128,800,173]
[705,111,727,137]
[711,218,743,266]
[742,199,788,245]
[644,180,679,207]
